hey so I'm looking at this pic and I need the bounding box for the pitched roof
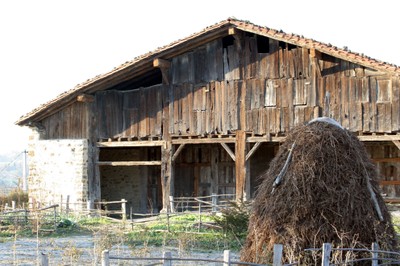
[16,17,400,126]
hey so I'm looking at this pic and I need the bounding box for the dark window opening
[257,35,270,53]
[322,53,337,63]
[288,43,297,50]
[279,41,286,49]
[107,69,162,91]
[222,35,235,48]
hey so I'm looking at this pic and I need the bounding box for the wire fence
[96,242,400,266]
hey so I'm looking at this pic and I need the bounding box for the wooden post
[273,244,283,266]
[87,200,92,216]
[53,206,57,230]
[235,130,247,202]
[198,202,202,232]
[101,250,110,266]
[130,207,134,230]
[212,193,217,214]
[166,211,170,233]
[371,242,379,266]
[321,243,332,266]
[40,253,48,266]
[161,142,174,213]
[162,251,172,266]
[66,195,70,215]
[60,195,63,214]
[12,201,16,210]
[223,250,231,266]
[29,197,33,210]
[121,199,126,221]
[169,196,175,213]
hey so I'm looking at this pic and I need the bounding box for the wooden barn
[16,18,400,213]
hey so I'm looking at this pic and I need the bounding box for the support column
[161,141,174,212]
[235,130,248,202]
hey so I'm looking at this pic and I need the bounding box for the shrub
[212,200,250,239]
[0,189,28,209]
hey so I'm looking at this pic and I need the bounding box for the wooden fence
[0,193,235,231]
[97,243,400,266]
[0,204,59,232]
[169,193,235,213]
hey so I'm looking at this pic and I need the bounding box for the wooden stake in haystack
[241,117,398,265]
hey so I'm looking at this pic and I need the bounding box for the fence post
[121,199,126,221]
[101,250,110,266]
[12,201,16,210]
[223,250,231,266]
[66,195,70,215]
[321,243,332,266]
[29,197,33,210]
[87,199,92,216]
[169,196,175,213]
[40,253,48,266]
[53,205,57,230]
[198,202,202,232]
[371,242,379,266]
[162,251,172,266]
[273,244,283,266]
[166,211,170,232]
[212,193,217,214]
[60,195,63,214]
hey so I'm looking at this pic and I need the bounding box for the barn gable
[17,18,400,213]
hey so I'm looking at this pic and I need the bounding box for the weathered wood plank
[97,161,162,166]
[340,76,350,129]
[392,77,400,132]
[235,130,247,201]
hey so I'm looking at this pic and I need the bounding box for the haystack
[241,118,398,264]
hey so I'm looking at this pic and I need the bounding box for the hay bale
[241,119,398,264]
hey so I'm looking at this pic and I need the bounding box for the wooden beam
[172,144,186,162]
[221,143,236,161]
[372,157,400,163]
[393,140,400,150]
[77,94,95,103]
[97,161,162,166]
[97,141,165,147]
[235,130,247,202]
[310,48,322,60]
[153,58,171,69]
[153,58,170,85]
[247,136,285,143]
[172,138,236,144]
[380,180,400,186]
[245,142,261,161]
[228,27,236,35]
[358,135,400,141]
[384,198,400,203]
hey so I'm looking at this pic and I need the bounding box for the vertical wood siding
[41,34,399,140]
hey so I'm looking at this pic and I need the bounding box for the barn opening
[173,142,279,200]
[98,146,162,215]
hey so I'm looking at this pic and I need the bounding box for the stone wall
[100,166,148,214]
[100,148,148,214]
[28,138,90,209]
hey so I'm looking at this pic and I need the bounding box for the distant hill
[0,151,25,189]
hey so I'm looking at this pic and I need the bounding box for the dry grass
[241,121,398,265]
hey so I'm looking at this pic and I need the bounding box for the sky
[1,0,399,154]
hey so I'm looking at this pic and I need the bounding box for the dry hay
[241,120,398,265]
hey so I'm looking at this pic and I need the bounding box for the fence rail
[96,242,400,266]
[0,193,237,231]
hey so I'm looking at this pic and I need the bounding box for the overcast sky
[1,0,399,154]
